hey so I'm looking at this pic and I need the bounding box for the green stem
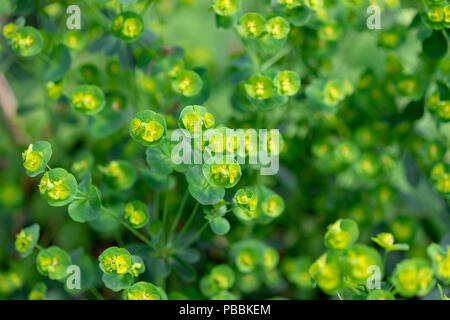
[102,206,155,249]
[167,189,189,242]
[161,189,170,245]
[174,202,199,244]
[261,46,291,71]
[382,250,389,272]
[35,244,44,251]
[179,222,209,249]
[89,287,104,300]
[337,291,344,300]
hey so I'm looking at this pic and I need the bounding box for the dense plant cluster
[0,0,448,300]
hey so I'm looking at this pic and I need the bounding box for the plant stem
[337,291,344,300]
[102,206,155,249]
[261,46,291,71]
[35,244,44,251]
[89,287,104,300]
[167,189,189,242]
[179,221,209,249]
[161,189,170,245]
[174,202,199,244]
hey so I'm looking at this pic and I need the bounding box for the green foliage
[0,0,449,301]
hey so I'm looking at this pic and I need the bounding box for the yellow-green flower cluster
[22,141,52,177]
[233,189,258,212]
[427,243,450,284]
[39,168,77,207]
[130,110,166,146]
[392,258,435,298]
[11,26,43,56]
[171,70,203,97]
[70,85,106,115]
[15,224,40,258]
[112,12,144,41]
[200,264,235,298]
[324,219,359,250]
[99,160,136,190]
[124,281,167,300]
[36,246,72,280]
[179,105,215,134]
[204,161,242,188]
[124,201,149,229]
[99,247,133,275]
[212,0,241,16]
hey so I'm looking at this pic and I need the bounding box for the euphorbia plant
[0,0,447,301]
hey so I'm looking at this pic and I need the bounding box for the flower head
[70,85,105,115]
[112,12,143,41]
[99,247,133,275]
[124,201,149,228]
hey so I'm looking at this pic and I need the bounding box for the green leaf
[102,273,134,292]
[44,45,71,82]
[68,185,101,223]
[186,166,225,205]
[422,30,447,59]
[210,217,230,235]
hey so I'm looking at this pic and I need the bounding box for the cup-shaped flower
[324,219,359,250]
[11,26,43,57]
[278,0,303,10]
[322,79,346,107]
[428,5,445,23]
[39,168,77,207]
[124,201,149,229]
[235,248,259,273]
[28,282,47,300]
[112,12,144,41]
[262,247,279,270]
[309,252,343,294]
[435,173,450,194]
[210,265,235,290]
[437,100,450,121]
[371,233,409,252]
[62,30,86,51]
[70,85,106,115]
[367,289,395,300]
[124,281,167,300]
[99,247,133,275]
[333,140,359,164]
[342,244,382,283]
[245,75,276,100]
[392,258,436,298]
[261,193,284,218]
[3,22,15,39]
[319,23,340,41]
[98,160,137,191]
[46,80,63,100]
[427,243,450,284]
[355,154,380,178]
[233,189,258,212]
[203,158,242,188]
[171,70,203,97]
[179,105,215,134]
[273,71,300,96]
[266,17,290,39]
[282,257,312,288]
[237,13,266,38]
[212,0,241,16]
[36,246,72,280]
[129,255,146,277]
[22,141,52,177]
[130,110,166,146]
[205,127,238,156]
[15,224,40,258]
